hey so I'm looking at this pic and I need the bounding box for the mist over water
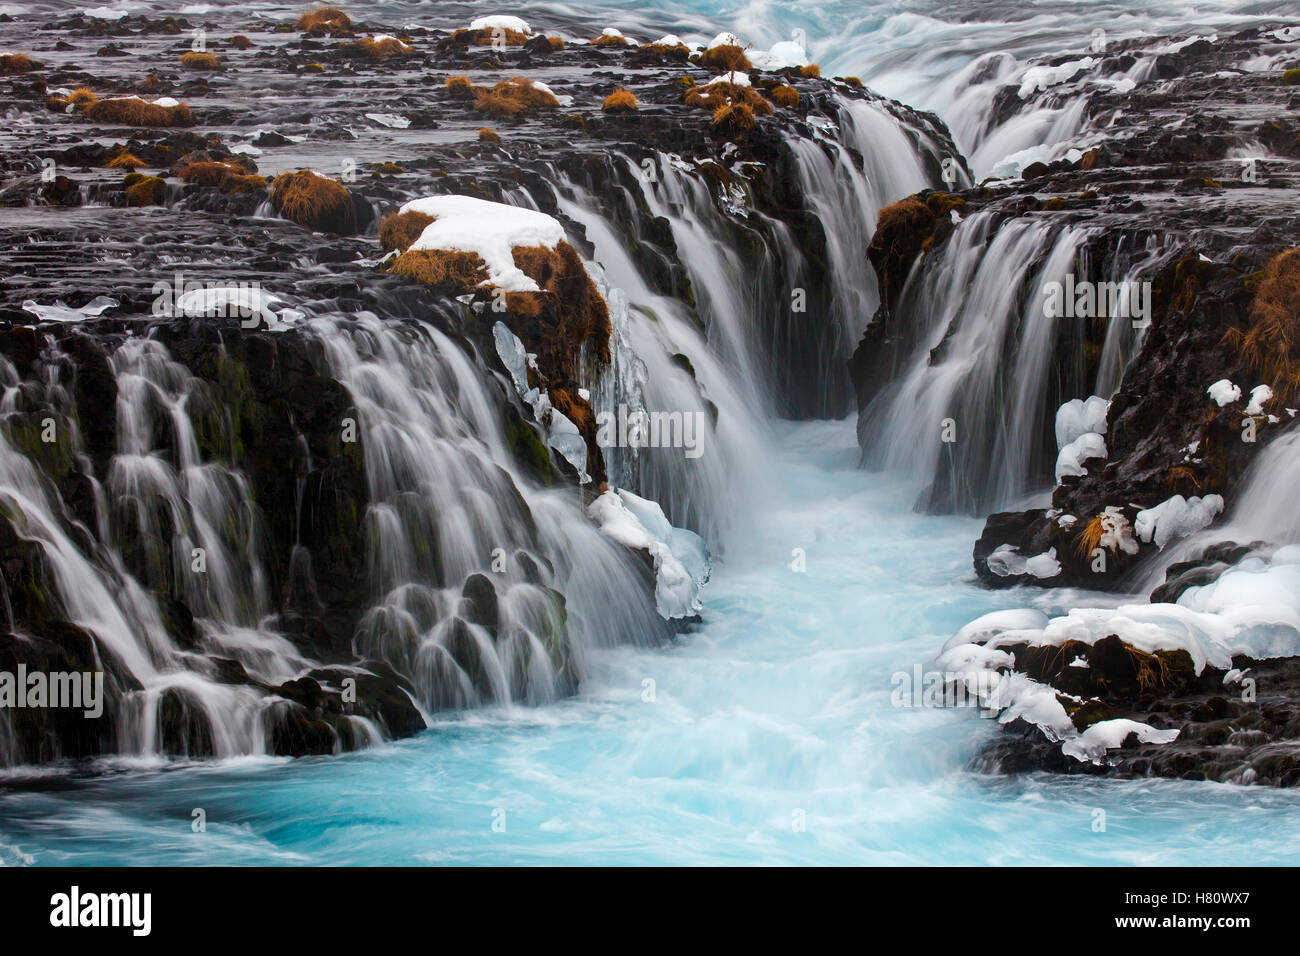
[2,0,1299,865]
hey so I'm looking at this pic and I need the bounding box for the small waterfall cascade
[307,312,671,710]
[0,336,277,762]
[857,210,1095,513]
[785,95,952,407]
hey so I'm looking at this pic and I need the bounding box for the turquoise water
[4,420,1298,866]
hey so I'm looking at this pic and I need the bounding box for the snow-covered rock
[468,15,531,33]
[399,195,566,293]
[1055,431,1107,481]
[588,490,712,619]
[1207,378,1241,406]
[1134,494,1224,548]
[1055,395,1109,449]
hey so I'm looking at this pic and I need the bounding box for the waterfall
[857,211,1093,513]
[0,341,274,761]
[307,312,671,709]
[1136,424,1300,594]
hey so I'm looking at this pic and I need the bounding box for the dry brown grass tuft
[1074,514,1108,559]
[876,197,932,235]
[1228,248,1300,400]
[642,41,689,57]
[546,36,566,50]
[684,80,772,116]
[511,241,611,370]
[798,63,821,78]
[697,44,751,72]
[711,101,755,136]
[377,210,436,253]
[0,53,42,74]
[843,75,863,87]
[297,6,351,32]
[495,76,559,108]
[49,86,98,111]
[106,150,147,170]
[472,77,559,118]
[591,32,630,47]
[602,88,638,113]
[444,75,474,97]
[178,160,266,193]
[477,127,501,143]
[472,88,524,118]
[230,35,253,50]
[179,51,220,69]
[503,291,543,317]
[769,83,799,107]
[269,169,355,234]
[86,96,194,126]
[389,248,488,288]
[451,27,530,46]
[357,35,412,57]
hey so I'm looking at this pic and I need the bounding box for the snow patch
[1061,719,1180,763]
[1055,396,1110,449]
[400,195,566,293]
[1207,379,1241,406]
[588,490,711,620]
[1135,494,1224,548]
[468,15,531,34]
[1055,431,1107,481]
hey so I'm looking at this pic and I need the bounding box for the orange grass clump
[1074,514,1108,559]
[106,151,147,170]
[769,84,799,107]
[601,88,638,113]
[451,27,530,46]
[591,30,630,47]
[86,96,194,126]
[1222,247,1300,401]
[269,169,355,234]
[684,80,771,116]
[297,6,351,32]
[357,35,413,57]
[178,160,267,193]
[876,198,932,234]
[478,127,501,143]
[697,44,750,72]
[510,241,611,370]
[0,53,42,74]
[179,51,220,69]
[230,35,253,50]
[389,248,488,287]
[546,36,566,50]
[642,40,689,57]
[711,101,755,136]
[472,77,559,118]
[444,75,474,97]
[798,63,821,78]
[377,210,435,253]
[49,86,98,111]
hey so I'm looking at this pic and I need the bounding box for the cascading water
[2,0,1297,870]
[858,211,1095,513]
[307,311,672,709]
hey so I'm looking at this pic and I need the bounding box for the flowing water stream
[5,419,1300,865]
[1,0,1298,865]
